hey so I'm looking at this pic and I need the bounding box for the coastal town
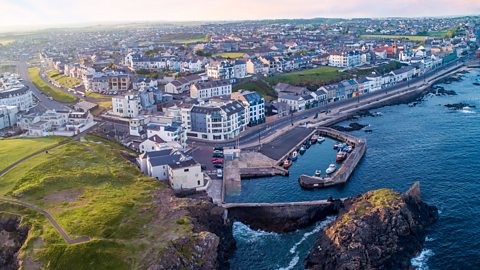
[1,13,480,270]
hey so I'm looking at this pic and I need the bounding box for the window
[197,180,201,185]
[184,168,189,172]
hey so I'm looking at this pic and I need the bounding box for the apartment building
[190,80,232,99]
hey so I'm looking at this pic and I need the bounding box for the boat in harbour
[290,151,298,161]
[299,146,306,155]
[304,141,311,149]
[318,136,325,143]
[326,164,336,174]
[315,169,321,177]
[283,159,292,169]
[345,145,353,153]
[333,142,342,149]
[336,151,347,162]
[310,134,318,144]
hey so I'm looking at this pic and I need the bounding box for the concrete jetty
[298,127,366,189]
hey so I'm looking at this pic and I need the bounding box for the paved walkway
[0,197,90,244]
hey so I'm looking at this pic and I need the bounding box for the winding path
[0,197,90,244]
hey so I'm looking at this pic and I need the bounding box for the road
[16,61,70,112]
[189,59,465,149]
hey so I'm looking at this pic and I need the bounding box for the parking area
[190,145,223,180]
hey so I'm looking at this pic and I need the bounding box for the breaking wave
[411,249,435,270]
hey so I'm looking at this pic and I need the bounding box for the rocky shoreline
[0,216,29,270]
[304,182,438,270]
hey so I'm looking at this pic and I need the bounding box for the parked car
[216,169,223,178]
[213,152,224,158]
[212,158,224,164]
[214,163,223,169]
[214,146,224,151]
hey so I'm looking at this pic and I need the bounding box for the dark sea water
[227,69,480,270]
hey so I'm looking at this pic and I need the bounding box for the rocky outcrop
[0,216,29,270]
[304,182,438,270]
[444,103,476,110]
[332,123,368,132]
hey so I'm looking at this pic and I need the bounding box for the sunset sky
[1,0,479,30]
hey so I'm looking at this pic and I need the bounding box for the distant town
[0,17,478,192]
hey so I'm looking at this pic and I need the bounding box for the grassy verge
[1,139,192,269]
[360,34,428,41]
[46,70,82,89]
[27,67,78,103]
[234,79,277,101]
[90,101,112,116]
[213,52,245,58]
[265,66,349,89]
[86,91,112,100]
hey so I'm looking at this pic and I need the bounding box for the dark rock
[444,103,476,110]
[425,85,457,96]
[0,216,29,270]
[332,123,368,132]
[304,182,438,270]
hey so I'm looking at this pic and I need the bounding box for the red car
[212,158,224,164]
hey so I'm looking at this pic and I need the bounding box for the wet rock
[304,182,438,270]
[0,216,29,270]
[332,123,368,132]
[425,85,457,96]
[444,103,476,110]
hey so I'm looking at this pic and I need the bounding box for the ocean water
[228,69,480,269]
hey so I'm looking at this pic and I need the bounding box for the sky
[1,0,479,31]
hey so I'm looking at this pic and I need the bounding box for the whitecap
[232,222,277,242]
[277,254,299,270]
[289,216,336,254]
[459,109,475,114]
[425,237,435,242]
[411,249,435,270]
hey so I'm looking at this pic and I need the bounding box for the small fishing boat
[290,151,298,161]
[304,141,311,149]
[345,146,353,153]
[318,136,325,143]
[326,164,336,174]
[310,134,318,144]
[336,151,347,162]
[299,146,306,155]
[333,142,342,150]
[315,169,321,177]
[283,159,292,169]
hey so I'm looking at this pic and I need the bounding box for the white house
[277,95,306,112]
[137,149,186,180]
[168,159,204,190]
[190,80,232,99]
[112,94,142,118]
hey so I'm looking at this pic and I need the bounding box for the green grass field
[0,137,66,175]
[0,137,192,269]
[159,33,209,44]
[27,67,78,103]
[46,70,82,89]
[233,80,277,101]
[265,66,350,89]
[213,52,245,58]
[85,91,112,100]
[360,34,430,41]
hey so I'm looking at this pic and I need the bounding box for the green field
[0,62,17,73]
[46,70,82,89]
[0,38,15,45]
[213,52,245,58]
[233,80,277,101]
[0,137,193,269]
[85,91,112,100]
[159,33,209,44]
[360,34,428,41]
[27,67,78,103]
[265,66,350,89]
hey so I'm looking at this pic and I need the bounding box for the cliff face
[0,216,29,270]
[304,182,438,270]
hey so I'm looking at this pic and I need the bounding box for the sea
[226,69,480,270]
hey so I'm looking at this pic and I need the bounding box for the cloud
[0,0,479,28]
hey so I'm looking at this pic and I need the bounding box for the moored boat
[304,141,311,149]
[315,169,321,177]
[326,164,336,174]
[310,134,318,144]
[318,136,325,143]
[333,142,342,149]
[336,151,347,162]
[299,146,306,155]
[345,146,353,153]
[290,151,298,161]
[283,159,292,169]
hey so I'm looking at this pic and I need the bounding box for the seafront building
[0,73,34,111]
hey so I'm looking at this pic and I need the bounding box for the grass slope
[233,79,277,101]
[213,52,245,58]
[0,137,192,269]
[266,66,350,89]
[27,67,78,103]
[46,70,82,89]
